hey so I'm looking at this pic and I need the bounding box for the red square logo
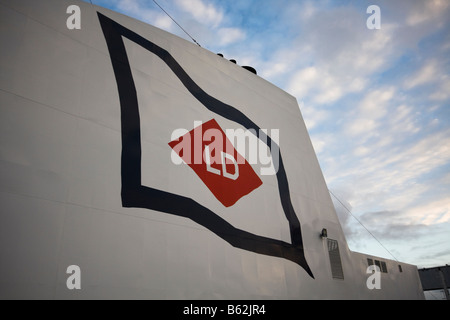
[169,119,263,207]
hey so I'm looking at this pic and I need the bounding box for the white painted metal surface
[0,0,424,299]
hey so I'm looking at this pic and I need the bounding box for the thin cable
[152,0,202,47]
[329,189,400,262]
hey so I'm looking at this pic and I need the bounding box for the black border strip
[98,12,313,278]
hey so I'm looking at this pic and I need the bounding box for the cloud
[391,132,450,183]
[104,0,247,49]
[268,3,450,267]
[280,7,400,111]
[404,197,450,226]
[300,104,330,131]
[353,146,370,157]
[346,87,395,136]
[116,0,173,29]
[419,247,450,263]
[261,62,289,80]
[406,0,450,26]
[324,124,450,228]
[358,211,430,241]
[175,0,224,27]
[357,87,395,116]
[310,135,326,154]
[330,188,358,238]
[404,60,438,90]
[287,66,366,105]
[429,77,450,101]
[388,104,420,135]
[153,14,173,30]
[340,207,450,267]
[287,67,320,101]
[217,27,246,46]
[349,26,397,74]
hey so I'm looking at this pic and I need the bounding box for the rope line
[329,189,400,262]
[152,0,202,47]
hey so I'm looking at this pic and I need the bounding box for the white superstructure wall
[0,0,423,299]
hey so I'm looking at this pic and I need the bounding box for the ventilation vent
[327,239,344,280]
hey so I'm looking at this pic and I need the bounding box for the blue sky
[85,0,450,268]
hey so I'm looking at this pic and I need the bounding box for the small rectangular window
[367,258,374,266]
[327,239,344,280]
[381,261,387,273]
[398,265,403,273]
[375,260,381,270]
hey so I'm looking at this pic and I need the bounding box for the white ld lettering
[204,145,221,176]
[221,151,239,180]
[204,145,239,180]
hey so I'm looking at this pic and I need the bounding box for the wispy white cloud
[384,104,421,138]
[346,87,396,136]
[429,77,450,101]
[287,66,366,105]
[405,197,450,225]
[277,7,400,143]
[329,129,450,218]
[175,0,224,27]
[153,14,173,30]
[300,103,330,131]
[171,0,248,48]
[217,27,246,46]
[406,0,450,26]
[404,60,438,90]
[268,0,450,266]
[116,0,174,30]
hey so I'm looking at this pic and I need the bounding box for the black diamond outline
[98,12,313,278]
